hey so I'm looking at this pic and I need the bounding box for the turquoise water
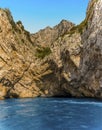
[0,98,102,130]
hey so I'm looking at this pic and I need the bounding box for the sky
[0,0,89,33]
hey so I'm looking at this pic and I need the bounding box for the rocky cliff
[79,0,102,98]
[31,20,74,47]
[0,0,102,99]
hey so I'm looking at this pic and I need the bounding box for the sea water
[0,98,102,130]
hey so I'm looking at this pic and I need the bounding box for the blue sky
[0,0,89,33]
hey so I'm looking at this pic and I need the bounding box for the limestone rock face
[30,21,81,97]
[0,8,82,99]
[0,9,40,99]
[31,20,74,47]
[0,0,102,99]
[79,0,102,98]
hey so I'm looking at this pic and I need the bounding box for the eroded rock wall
[0,0,102,99]
[79,0,102,97]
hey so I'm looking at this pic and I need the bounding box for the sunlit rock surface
[0,0,102,99]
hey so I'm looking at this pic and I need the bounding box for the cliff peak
[59,19,74,25]
[0,8,16,33]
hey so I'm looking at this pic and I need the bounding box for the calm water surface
[0,98,102,130]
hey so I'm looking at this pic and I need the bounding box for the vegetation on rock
[35,47,52,59]
[68,0,98,35]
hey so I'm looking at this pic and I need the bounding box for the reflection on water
[0,98,102,130]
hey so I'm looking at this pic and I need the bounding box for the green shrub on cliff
[35,47,52,59]
[69,19,87,35]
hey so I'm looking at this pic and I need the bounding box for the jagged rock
[31,20,74,47]
[79,0,102,98]
[0,8,81,99]
[0,0,102,99]
[0,9,40,99]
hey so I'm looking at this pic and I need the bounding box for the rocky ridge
[0,0,102,99]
